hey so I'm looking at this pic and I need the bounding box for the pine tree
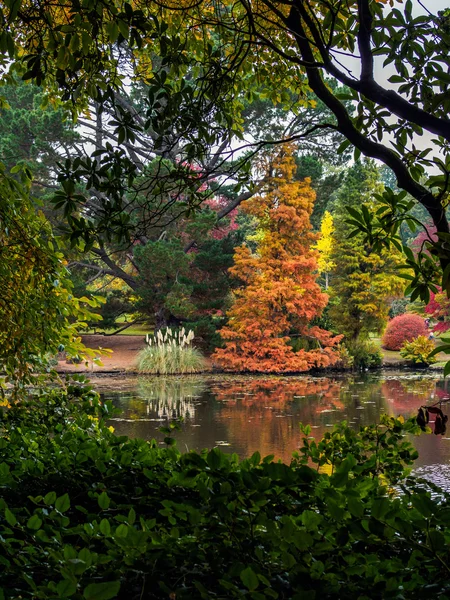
[213,146,341,373]
[330,160,405,340]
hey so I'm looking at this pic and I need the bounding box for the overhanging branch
[287,1,449,240]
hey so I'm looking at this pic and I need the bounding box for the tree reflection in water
[210,377,343,461]
[106,372,450,466]
[137,377,208,421]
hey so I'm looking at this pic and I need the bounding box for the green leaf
[411,494,435,519]
[250,451,261,465]
[301,510,322,529]
[327,499,345,521]
[330,468,348,487]
[56,493,70,513]
[118,20,129,40]
[64,546,77,560]
[27,514,42,530]
[346,206,363,221]
[337,139,351,154]
[207,448,223,470]
[44,491,56,505]
[429,344,450,358]
[428,529,446,552]
[115,524,128,538]
[83,581,121,600]
[56,580,77,598]
[4,508,17,526]
[347,497,364,518]
[435,71,450,84]
[106,21,119,43]
[98,491,110,510]
[444,361,450,378]
[240,567,259,591]
[371,497,391,520]
[99,519,111,536]
[127,508,136,525]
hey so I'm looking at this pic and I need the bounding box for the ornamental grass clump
[138,327,206,374]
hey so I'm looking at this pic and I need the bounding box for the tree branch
[357,0,374,82]
[91,247,139,290]
[288,2,449,241]
[289,0,450,143]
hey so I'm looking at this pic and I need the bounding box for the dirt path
[57,335,146,373]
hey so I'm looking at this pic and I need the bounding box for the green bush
[138,328,206,374]
[289,336,320,352]
[345,339,383,369]
[335,344,354,368]
[2,381,450,599]
[184,316,225,353]
[400,335,437,365]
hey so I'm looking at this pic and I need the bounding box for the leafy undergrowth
[1,379,450,599]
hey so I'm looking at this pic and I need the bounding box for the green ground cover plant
[2,381,450,599]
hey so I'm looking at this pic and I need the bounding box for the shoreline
[54,334,447,376]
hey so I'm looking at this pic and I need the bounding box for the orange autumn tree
[213,146,342,373]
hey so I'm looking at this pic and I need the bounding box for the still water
[100,370,450,484]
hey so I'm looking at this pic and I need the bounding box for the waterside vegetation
[138,328,206,375]
[2,381,450,600]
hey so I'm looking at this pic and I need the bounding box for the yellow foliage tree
[314,211,335,289]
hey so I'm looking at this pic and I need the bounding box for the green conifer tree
[330,160,405,341]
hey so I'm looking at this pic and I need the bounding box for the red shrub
[382,313,428,350]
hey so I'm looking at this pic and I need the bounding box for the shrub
[184,316,225,353]
[335,344,354,368]
[388,297,409,319]
[345,339,383,369]
[382,313,428,350]
[2,383,450,599]
[138,328,206,374]
[400,335,437,365]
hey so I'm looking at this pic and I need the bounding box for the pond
[99,370,450,486]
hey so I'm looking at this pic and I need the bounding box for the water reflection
[103,371,450,469]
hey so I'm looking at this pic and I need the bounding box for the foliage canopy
[0,168,103,383]
[2,0,450,297]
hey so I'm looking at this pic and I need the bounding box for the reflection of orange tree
[381,379,437,416]
[210,378,343,462]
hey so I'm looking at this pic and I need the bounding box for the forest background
[0,77,442,375]
[1,0,450,375]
